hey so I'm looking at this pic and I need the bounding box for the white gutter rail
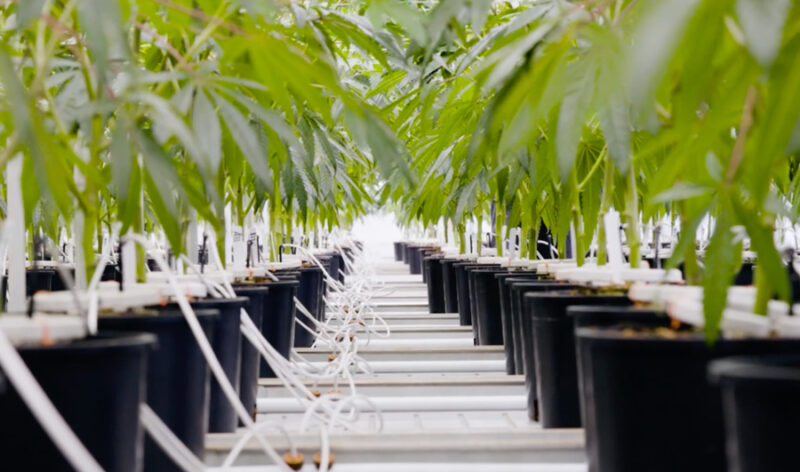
[553,267,683,285]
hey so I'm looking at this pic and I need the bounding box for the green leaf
[625,0,700,112]
[192,90,222,172]
[17,0,47,28]
[732,198,791,304]
[735,0,790,67]
[556,65,595,182]
[599,98,632,175]
[110,121,133,202]
[651,182,713,203]
[135,130,183,254]
[76,0,129,83]
[214,94,271,187]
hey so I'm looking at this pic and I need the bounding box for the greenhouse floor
[205,259,586,470]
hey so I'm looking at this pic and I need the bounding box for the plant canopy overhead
[2,0,800,340]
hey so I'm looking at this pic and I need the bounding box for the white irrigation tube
[122,234,292,472]
[221,421,296,468]
[0,326,103,472]
[205,237,380,432]
[140,404,205,472]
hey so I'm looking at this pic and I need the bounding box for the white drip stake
[6,155,26,313]
[604,210,624,272]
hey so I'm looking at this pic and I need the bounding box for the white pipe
[140,404,205,472]
[258,395,527,414]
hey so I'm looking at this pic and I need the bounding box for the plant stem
[570,172,585,266]
[624,162,640,268]
[458,222,466,253]
[725,86,758,186]
[528,226,537,259]
[596,158,614,265]
[754,263,771,315]
[476,210,483,257]
[495,199,504,257]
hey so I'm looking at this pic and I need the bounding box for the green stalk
[754,264,770,315]
[527,226,537,259]
[458,222,466,253]
[624,164,640,268]
[284,200,293,255]
[268,199,277,262]
[678,202,701,285]
[444,219,450,244]
[570,173,585,266]
[495,199,505,257]
[476,210,483,257]
[596,159,614,266]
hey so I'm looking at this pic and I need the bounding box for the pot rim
[566,305,665,316]
[99,308,220,322]
[15,331,156,352]
[709,355,800,382]
[524,289,626,300]
[575,325,800,345]
[189,296,250,306]
[237,279,300,287]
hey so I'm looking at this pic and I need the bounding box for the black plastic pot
[0,332,154,472]
[508,280,560,375]
[2,269,55,310]
[470,268,507,345]
[28,269,55,293]
[232,285,268,423]
[440,259,460,313]
[326,253,342,287]
[709,355,800,472]
[513,281,577,415]
[423,255,446,313]
[453,262,478,326]
[526,291,631,428]
[295,267,323,348]
[570,306,672,470]
[495,272,542,374]
[465,265,502,338]
[334,251,346,283]
[406,245,422,275]
[98,310,218,472]
[187,297,248,433]
[576,327,800,472]
[734,262,754,286]
[393,242,405,261]
[419,248,439,283]
[254,279,300,377]
[313,257,332,295]
[50,268,74,292]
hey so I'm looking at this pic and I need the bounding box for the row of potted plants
[400,241,800,471]
[2,246,343,470]
[382,3,800,470]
